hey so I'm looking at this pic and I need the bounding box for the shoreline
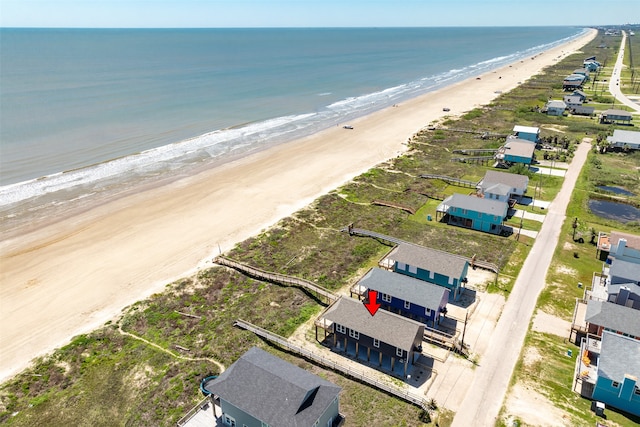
[0,28,597,384]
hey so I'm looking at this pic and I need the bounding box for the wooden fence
[234,319,436,412]
[213,256,337,304]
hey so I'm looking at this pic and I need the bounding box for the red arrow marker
[363,290,381,316]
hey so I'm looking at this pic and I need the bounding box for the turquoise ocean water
[0,27,584,218]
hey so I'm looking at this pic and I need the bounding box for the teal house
[380,243,468,301]
[495,138,536,165]
[579,331,640,417]
[512,125,540,143]
[437,193,508,235]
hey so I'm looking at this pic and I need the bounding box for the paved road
[609,31,640,112]
[451,140,592,427]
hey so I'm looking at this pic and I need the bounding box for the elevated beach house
[563,94,583,109]
[572,90,588,102]
[316,296,424,377]
[600,109,633,125]
[606,129,640,151]
[545,100,567,116]
[562,73,586,90]
[495,138,536,165]
[380,242,468,300]
[597,231,640,264]
[512,125,540,143]
[477,170,529,202]
[351,267,449,325]
[202,346,343,427]
[576,331,640,417]
[584,300,640,340]
[436,193,508,235]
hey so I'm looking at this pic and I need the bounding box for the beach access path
[0,30,597,384]
[451,140,592,427]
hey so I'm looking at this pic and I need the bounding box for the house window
[373,338,380,348]
[396,347,404,357]
[408,264,417,274]
[335,324,346,334]
[261,423,270,427]
[224,415,236,427]
[461,209,468,215]
[349,329,360,340]
[381,293,392,303]
[494,215,499,221]
[635,386,640,396]
[425,308,431,316]
[612,381,620,388]
[404,301,411,309]
[396,262,406,271]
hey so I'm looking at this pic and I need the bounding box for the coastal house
[563,95,583,109]
[352,267,449,324]
[606,129,640,150]
[572,90,588,102]
[563,74,586,90]
[609,259,640,286]
[436,193,508,235]
[573,68,590,81]
[545,100,567,116]
[379,243,469,301]
[577,331,640,417]
[315,296,424,377]
[600,109,633,125]
[495,138,536,165]
[606,282,640,310]
[478,170,529,201]
[584,300,640,339]
[571,105,595,117]
[512,125,540,143]
[202,347,343,427]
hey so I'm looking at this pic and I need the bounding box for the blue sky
[1,0,637,28]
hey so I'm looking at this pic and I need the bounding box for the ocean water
[0,27,584,221]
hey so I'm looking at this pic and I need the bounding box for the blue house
[437,193,508,235]
[380,243,469,301]
[203,347,343,427]
[495,138,536,165]
[609,259,640,286]
[589,332,640,417]
[354,267,449,324]
[317,296,425,377]
[512,125,540,143]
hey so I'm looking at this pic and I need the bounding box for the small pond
[596,185,636,196]
[588,199,640,223]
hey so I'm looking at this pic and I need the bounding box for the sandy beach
[0,29,596,383]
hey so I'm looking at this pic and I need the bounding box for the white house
[607,129,640,150]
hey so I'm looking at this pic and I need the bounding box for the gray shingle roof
[503,140,535,158]
[609,130,640,146]
[598,331,640,382]
[480,170,529,192]
[357,268,449,310]
[386,243,468,280]
[602,109,633,119]
[484,183,512,196]
[204,347,341,427]
[439,193,508,216]
[547,100,567,109]
[322,297,424,351]
[585,300,640,336]
[610,259,640,284]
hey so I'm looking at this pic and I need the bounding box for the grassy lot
[1,29,639,427]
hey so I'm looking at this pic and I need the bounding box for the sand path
[0,30,596,383]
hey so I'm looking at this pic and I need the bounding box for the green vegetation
[1,29,639,427]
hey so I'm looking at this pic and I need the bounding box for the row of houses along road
[451,140,593,427]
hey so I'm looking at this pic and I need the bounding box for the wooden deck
[213,256,337,304]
